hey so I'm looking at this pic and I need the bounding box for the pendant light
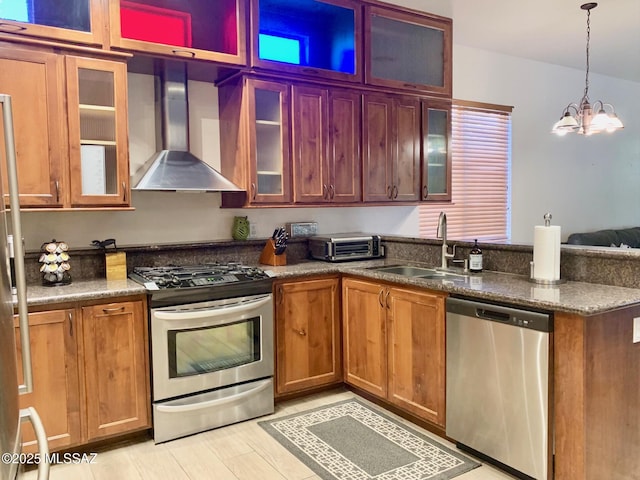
[551,3,624,136]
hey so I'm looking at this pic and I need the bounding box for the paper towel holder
[529,212,566,285]
[529,261,566,285]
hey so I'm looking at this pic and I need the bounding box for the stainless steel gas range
[130,263,275,443]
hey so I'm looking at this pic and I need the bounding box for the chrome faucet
[436,212,455,269]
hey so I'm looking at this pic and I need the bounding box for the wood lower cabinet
[275,277,342,395]
[342,277,387,397]
[81,299,150,441]
[14,309,81,453]
[13,296,150,452]
[386,286,445,426]
[342,277,446,426]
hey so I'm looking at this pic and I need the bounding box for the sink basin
[370,265,469,281]
[372,265,438,276]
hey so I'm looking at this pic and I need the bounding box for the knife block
[259,239,287,266]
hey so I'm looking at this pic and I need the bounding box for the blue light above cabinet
[256,0,356,75]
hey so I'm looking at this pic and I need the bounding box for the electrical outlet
[634,317,640,344]
[249,223,257,239]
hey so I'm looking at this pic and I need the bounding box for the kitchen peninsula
[21,235,640,480]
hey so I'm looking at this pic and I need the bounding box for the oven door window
[168,316,260,378]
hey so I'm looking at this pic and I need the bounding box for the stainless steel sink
[370,265,469,281]
[372,265,437,276]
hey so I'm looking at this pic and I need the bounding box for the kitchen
[1,1,639,480]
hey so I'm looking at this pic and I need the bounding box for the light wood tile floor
[23,389,517,480]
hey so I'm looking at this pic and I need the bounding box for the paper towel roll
[533,225,561,281]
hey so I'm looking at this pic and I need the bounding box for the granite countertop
[25,259,640,315]
[25,279,147,307]
[264,259,640,315]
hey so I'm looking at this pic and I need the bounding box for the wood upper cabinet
[364,5,452,96]
[275,276,342,395]
[65,55,130,207]
[108,0,246,65]
[250,0,361,82]
[0,45,131,209]
[342,277,387,397]
[81,299,150,441]
[421,99,451,201]
[342,277,446,426]
[387,287,446,426]
[363,93,420,202]
[0,0,106,47]
[292,85,361,203]
[220,76,291,206]
[0,46,66,207]
[14,309,81,453]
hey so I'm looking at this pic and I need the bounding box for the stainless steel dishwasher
[446,297,552,480]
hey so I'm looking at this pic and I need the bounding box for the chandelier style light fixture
[551,2,624,136]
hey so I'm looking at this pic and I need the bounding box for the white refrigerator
[0,94,49,480]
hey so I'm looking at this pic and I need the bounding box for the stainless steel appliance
[130,264,275,443]
[446,297,552,480]
[309,233,384,262]
[1,94,49,479]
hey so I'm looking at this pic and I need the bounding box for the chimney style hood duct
[131,61,241,192]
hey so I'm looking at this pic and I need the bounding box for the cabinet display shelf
[80,140,117,146]
[79,104,116,111]
[256,119,281,126]
[257,170,282,175]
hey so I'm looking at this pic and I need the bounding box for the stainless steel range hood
[131,61,241,192]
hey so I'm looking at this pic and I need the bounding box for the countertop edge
[25,260,640,315]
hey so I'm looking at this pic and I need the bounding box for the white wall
[20,46,640,251]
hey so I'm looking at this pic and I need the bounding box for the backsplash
[23,235,640,290]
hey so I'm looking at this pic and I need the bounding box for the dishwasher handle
[476,308,511,322]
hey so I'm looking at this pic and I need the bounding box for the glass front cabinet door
[65,56,130,207]
[422,100,451,201]
[365,5,452,96]
[219,77,291,206]
[109,0,246,65]
[0,0,105,46]
[251,0,361,82]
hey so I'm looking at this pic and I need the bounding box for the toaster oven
[309,233,384,262]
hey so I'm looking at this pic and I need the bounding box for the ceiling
[384,0,640,83]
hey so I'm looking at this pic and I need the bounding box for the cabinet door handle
[54,180,59,203]
[122,181,127,202]
[378,289,385,308]
[102,306,125,314]
[323,184,328,199]
[393,185,398,199]
[172,49,196,58]
[329,184,335,199]
[423,185,428,199]
[385,290,391,309]
[250,183,256,200]
[295,329,307,336]
[386,185,392,199]
[302,68,319,75]
[0,22,27,32]
[403,83,419,89]
[68,312,73,337]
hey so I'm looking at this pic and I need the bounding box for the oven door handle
[154,294,272,321]
[155,379,272,413]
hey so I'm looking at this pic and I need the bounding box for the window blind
[418,101,512,242]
